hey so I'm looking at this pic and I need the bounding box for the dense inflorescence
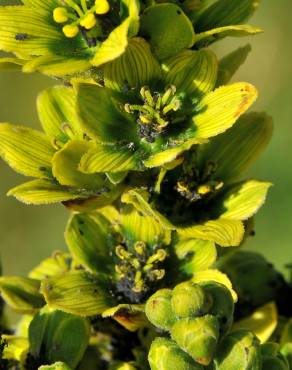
[0,0,291,369]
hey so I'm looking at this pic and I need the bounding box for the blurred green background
[0,1,291,278]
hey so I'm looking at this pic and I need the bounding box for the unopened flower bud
[214,330,262,370]
[171,281,209,318]
[171,315,220,366]
[148,337,203,370]
[145,289,176,330]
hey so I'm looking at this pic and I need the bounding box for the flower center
[115,241,167,303]
[125,86,183,143]
[176,160,224,203]
[53,0,110,39]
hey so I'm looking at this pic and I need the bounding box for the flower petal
[121,205,171,246]
[23,54,91,77]
[102,304,147,332]
[174,239,217,276]
[122,189,174,229]
[197,112,273,182]
[196,0,260,32]
[80,144,143,173]
[65,213,113,274]
[76,84,137,143]
[0,276,45,313]
[178,218,244,247]
[195,25,262,48]
[91,0,140,67]
[163,49,218,97]
[233,303,278,343]
[104,37,161,92]
[216,44,252,87]
[0,7,86,57]
[140,3,195,60]
[193,82,258,139]
[191,269,238,302]
[216,180,272,221]
[29,308,90,368]
[29,252,71,280]
[41,271,113,316]
[0,57,27,71]
[0,123,55,178]
[52,140,105,189]
[144,137,207,168]
[37,86,83,143]
[7,179,89,205]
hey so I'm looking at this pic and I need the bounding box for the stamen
[63,24,79,38]
[95,0,110,15]
[80,13,97,29]
[125,85,183,142]
[53,7,69,23]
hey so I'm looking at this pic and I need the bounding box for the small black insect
[15,33,28,41]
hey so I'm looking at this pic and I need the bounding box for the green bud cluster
[146,281,234,366]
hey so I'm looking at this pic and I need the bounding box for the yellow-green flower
[0,85,122,209]
[0,0,139,76]
[122,112,273,247]
[76,41,257,175]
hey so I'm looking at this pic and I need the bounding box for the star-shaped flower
[76,40,258,176]
[122,112,273,247]
[0,0,139,76]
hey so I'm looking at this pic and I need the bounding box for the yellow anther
[53,7,69,23]
[95,0,110,15]
[80,13,97,30]
[140,115,151,124]
[62,24,79,38]
[197,184,211,195]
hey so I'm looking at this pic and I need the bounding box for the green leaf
[8,179,89,205]
[178,218,244,247]
[104,37,161,92]
[39,363,72,370]
[174,239,217,276]
[91,0,140,67]
[163,49,218,97]
[196,0,260,32]
[29,308,90,369]
[216,44,252,87]
[233,303,278,343]
[0,276,45,313]
[193,82,258,139]
[140,4,195,60]
[191,269,238,302]
[0,123,55,178]
[29,252,71,280]
[121,205,171,246]
[41,271,113,316]
[0,57,27,71]
[52,140,105,189]
[102,304,147,332]
[65,213,112,274]
[23,54,91,77]
[216,180,272,221]
[197,112,273,182]
[143,137,207,168]
[37,86,83,143]
[80,143,142,173]
[76,84,137,143]
[122,189,174,230]
[195,25,262,48]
